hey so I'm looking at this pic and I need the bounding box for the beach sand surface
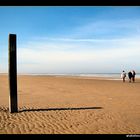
[0,75,140,134]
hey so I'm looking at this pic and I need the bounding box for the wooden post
[8,34,18,113]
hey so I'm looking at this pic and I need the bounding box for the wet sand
[0,75,140,134]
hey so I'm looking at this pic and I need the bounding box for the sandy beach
[0,74,140,134]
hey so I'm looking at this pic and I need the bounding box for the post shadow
[19,107,103,113]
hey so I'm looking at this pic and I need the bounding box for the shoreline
[1,73,140,81]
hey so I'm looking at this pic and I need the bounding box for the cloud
[16,35,140,73]
[67,18,140,39]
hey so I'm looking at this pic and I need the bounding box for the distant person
[128,71,133,82]
[121,70,126,82]
[132,70,136,82]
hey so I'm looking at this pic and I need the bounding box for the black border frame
[0,0,140,6]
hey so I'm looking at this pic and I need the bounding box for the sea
[21,73,140,80]
[1,73,140,80]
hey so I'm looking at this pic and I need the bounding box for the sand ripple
[0,106,139,134]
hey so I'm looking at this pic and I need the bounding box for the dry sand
[0,74,140,134]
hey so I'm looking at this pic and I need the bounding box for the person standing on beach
[132,70,136,82]
[121,70,126,82]
[128,71,133,83]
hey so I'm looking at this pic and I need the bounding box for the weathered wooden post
[8,34,18,113]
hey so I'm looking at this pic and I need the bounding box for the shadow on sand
[19,106,103,113]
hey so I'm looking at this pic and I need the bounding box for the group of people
[121,70,136,83]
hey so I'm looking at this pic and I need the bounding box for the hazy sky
[0,6,140,74]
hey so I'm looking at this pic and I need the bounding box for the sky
[0,6,140,74]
